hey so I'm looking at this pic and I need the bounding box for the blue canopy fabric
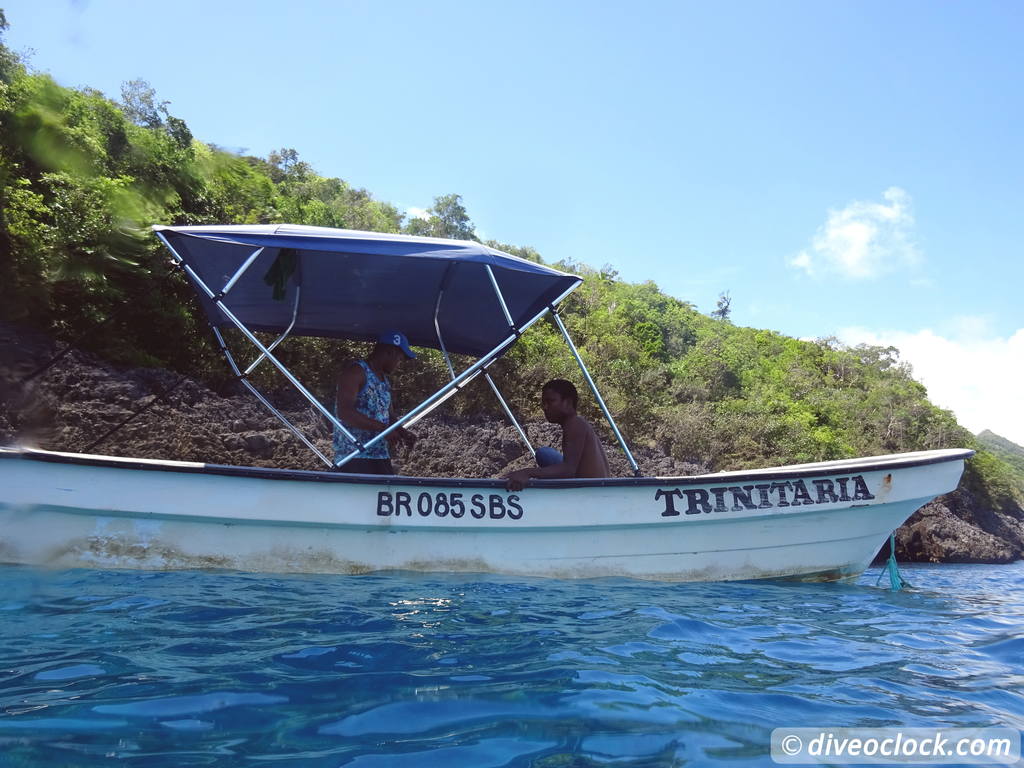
[154,225,582,358]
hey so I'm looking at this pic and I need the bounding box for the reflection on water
[1,563,1023,766]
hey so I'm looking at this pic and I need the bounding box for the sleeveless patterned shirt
[334,360,391,461]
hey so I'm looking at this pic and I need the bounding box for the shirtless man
[504,379,611,491]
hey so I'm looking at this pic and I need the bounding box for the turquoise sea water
[1,563,1022,767]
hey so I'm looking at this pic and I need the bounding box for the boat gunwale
[0,445,975,489]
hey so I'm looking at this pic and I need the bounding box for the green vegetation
[977,431,1024,477]
[975,430,1024,504]
[0,17,1018,510]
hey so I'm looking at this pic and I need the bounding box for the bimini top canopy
[154,224,582,358]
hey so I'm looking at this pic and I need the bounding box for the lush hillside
[977,430,1024,492]
[1,16,1021,518]
[978,430,1024,469]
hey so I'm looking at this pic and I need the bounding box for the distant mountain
[977,430,1024,478]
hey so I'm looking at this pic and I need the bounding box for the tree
[405,193,476,240]
[711,291,732,322]
[120,79,168,129]
[165,115,193,150]
[0,8,23,85]
[484,239,543,264]
[267,148,312,184]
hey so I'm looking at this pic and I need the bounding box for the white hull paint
[0,447,971,582]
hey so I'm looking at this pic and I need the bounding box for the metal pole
[551,310,641,476]
[239,379,333,467]
[156,232,215,298]
[222,247,264,295]
[337,347,498,465]
[215,300,361,446]
[481,264,534,454]
[211,327,332,467]
[485,371,534,457]
[433,268,457,380]
[245,286,302,375]
[211,326,244,377]
[347,294,572,465]
[485,264,515,328]
[158,234,364,450]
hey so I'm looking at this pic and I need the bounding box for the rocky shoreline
[2,322,1021,565]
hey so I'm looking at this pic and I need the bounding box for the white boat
[0,446,970,580]
[0,225,973,582]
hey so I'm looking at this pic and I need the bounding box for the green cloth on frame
[262,248,297,300]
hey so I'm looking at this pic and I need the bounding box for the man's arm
[504,417,587,490]
[336,364,386,432]
[387,401,416,447]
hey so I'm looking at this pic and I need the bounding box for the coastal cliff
[4,322,1021,565]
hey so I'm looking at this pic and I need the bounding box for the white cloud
[839,322,1024,447]
[790,187,921,279]
[789,250,813,272]
[406,207,431,221]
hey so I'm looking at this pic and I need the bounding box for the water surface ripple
[1,563,1022,766]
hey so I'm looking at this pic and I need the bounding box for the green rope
[875,532,907,591]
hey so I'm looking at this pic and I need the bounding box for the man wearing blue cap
[333,331,417,474]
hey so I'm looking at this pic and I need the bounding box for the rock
[243,433,274,458]
[222,435,245,451]
[897,500,1018,563]
[895,488,1023,564]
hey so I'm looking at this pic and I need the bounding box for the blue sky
[3,0,1022,443]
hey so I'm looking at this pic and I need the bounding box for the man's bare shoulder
[563,414,592,436]
[338,360,366,387]
[340,360,365,374]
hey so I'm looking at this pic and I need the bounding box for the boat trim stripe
[0,447,974,489]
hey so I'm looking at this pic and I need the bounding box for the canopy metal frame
[552,309,640,475]
[156,231,640,476]
[433,263,536,459]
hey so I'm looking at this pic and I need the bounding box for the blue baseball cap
[378,330,416,359]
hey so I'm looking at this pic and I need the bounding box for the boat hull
[0,447,972,582]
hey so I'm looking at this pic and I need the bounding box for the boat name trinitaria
[656,475,877,517]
